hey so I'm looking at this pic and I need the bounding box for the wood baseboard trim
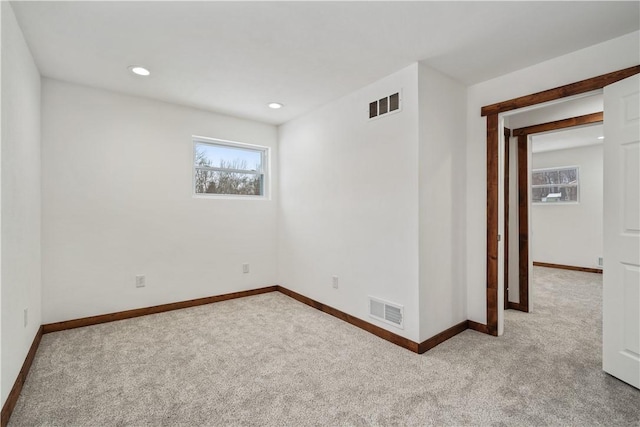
[1,326,43,427]
[2,286,498,426]
[42,286,279,333]
[467,320,489,334]
[533,261,603,274]
[3,285,497,427]
[276,286,476,354]
[276,286,421,352]
[418,320,469,354]
[42,284,479,355]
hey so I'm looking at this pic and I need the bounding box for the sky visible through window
[196,143,262,171]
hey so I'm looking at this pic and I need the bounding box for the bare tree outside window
[532,166,579,203]
[193,139,267,197]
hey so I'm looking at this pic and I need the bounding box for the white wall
[417,64,467,341]
[0,1,3,401]
[1,0,3,402]
[507,136,520,303]
[278,64,421,341]
[531,144,603,269]
[466,31,639,324]
[1,1,42,405]
[41,79,278,323]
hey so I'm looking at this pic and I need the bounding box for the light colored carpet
[9,267,640,426]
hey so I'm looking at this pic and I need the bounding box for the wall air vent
[369,296,404,329]
[369,91,401,120]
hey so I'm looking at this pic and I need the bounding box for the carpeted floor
[8,267,640,426]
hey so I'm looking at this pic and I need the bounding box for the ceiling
[10,1,640,125]
[532,124,604,154]
[508,93,604,153]
[507,94,604,130]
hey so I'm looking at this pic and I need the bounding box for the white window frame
[531,165,580,204]
[192,136,269,199]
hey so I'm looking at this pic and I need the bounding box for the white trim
[192,194,269,201]
[192,135,268,152]
[195,166,262,175]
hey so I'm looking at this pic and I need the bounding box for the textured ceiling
[11,1,640,125]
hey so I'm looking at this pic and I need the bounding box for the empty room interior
[1,1,640,426]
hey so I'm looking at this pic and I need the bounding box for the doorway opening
[506,108,604,313]
[480,65,639,336]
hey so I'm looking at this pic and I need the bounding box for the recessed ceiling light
[268,102,283,109]
[597,136,604,140]
[128,66,150,76]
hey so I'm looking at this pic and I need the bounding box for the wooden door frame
[480,65,639,336]
[509,112,603,312]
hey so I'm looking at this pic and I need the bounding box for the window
[531,166,579,203]
[193,137,268,197]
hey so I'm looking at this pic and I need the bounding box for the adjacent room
[2,1,639,425]
[502,93,606,312]
[530,125,604,270]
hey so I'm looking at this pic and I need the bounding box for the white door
[603,74,640,389]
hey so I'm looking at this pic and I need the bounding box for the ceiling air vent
[369,91,401,120]
[369,296,404,329]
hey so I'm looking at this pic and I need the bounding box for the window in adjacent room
[531,166,579,203]
[193,137,268,198]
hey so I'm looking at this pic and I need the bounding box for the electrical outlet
[332,276,339,289]
[135,275,146,288]
[24,308,28,327]
[243,263,250,274]
[598,257,603,267]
